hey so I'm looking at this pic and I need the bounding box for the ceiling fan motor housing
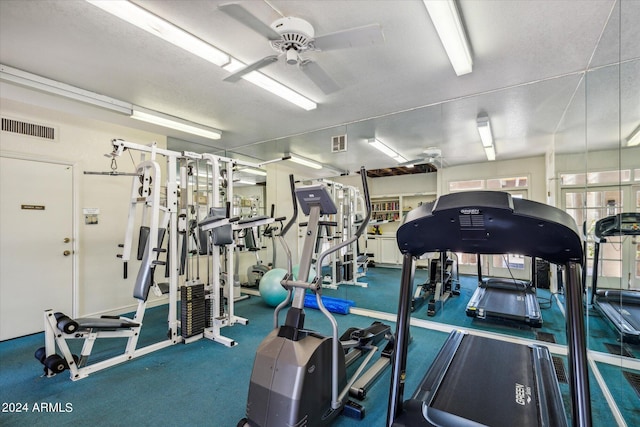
[270,16,316,62]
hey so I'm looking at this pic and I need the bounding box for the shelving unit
[368,192,437,266]
[371,197,400,221]
[401,194,436,215]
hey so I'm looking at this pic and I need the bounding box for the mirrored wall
[170,1,638,422]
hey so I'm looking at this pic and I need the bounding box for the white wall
[1,98,168,317]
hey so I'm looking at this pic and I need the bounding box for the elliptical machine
[239,168,384,427]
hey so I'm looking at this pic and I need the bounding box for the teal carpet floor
[0,267,637,426]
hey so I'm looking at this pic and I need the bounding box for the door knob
[63,250,71,256]
[63,237,71,243]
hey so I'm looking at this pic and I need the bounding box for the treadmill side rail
[530,344,569,427]
[594,299,640,343]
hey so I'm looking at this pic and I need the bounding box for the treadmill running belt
[431,335,539,427]
[479,288,528,319]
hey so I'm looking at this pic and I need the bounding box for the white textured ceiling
[0,0,638,176]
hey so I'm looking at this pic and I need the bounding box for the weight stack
[203,291,225,329]
[205,298,212,329]
[343,254,354,281]
[181,283,206,338]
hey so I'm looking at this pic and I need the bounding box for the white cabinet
[379,236,400,264]
[365,236,398,264]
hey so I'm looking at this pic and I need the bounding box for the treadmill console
[595,212,640,238]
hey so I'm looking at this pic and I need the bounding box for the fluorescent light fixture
[240,70,317,111]
[484,145,496,161]
[476,113,493,147]
[87,0,229,66]
[477,113,496,161]
[258,156,291,167]
[627,124,640,147]
[287,153,323,170]
[423,0,473,76]
[87,1,317,111]
[368,138,408,163]
[222,58,316,110]
[0,64,132,114]
[131,106,221,140]
[238,167,267,176]
[234,179,256,185]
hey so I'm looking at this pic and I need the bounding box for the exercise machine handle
[354,166,371,239]
[280,174,298,237]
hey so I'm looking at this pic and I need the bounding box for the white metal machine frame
[41,139,181,380]
[38,140,272,380]
[299,179,368,289]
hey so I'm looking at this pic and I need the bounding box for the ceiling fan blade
[397,158,424,167]
[223,55,279,82]
[299,61,340,94]
[219,3,281,40]
[313,23,384,51]
[397,157,443,169]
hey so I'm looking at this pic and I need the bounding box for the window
[457,253,477,266]
[560,170,631,186]
[449,176,529,193]
[486,176,528,189]
[493,254,525,270]
[449,179,484,192]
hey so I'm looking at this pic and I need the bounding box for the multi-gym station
[0,1,638,426]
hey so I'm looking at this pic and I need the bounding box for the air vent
[459,214,484,228]
[552,356,568,384]
[623,370,640,398]
[604,343,634,358]
[331,135,347,153]
[1,117,57,141]
[535,331,557,343]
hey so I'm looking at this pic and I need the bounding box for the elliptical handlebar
[271,174,298,329]
[280,174,298,237]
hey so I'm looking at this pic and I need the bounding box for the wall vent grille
[552,356,568,384]
[1,117,57,141]
[331,135,347,152]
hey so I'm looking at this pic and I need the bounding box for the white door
[0,157,73,340]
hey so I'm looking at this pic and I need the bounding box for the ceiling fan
[399,147,446,169]
[218,3,384,94]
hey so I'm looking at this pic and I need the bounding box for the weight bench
[37,228,167,380]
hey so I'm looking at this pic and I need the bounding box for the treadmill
[386,191,591,427]
[590,212,640,343]
[466,254,543,327]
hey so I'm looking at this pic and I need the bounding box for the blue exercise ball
[259,268,288,307]
[292,264,317,282]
